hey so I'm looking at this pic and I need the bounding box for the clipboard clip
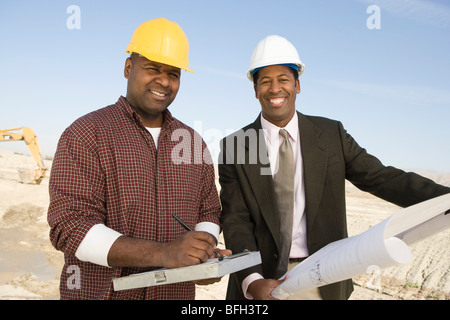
[155,271,167,284]
[219,249,250,261]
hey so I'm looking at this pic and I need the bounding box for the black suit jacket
[218,112,450,300]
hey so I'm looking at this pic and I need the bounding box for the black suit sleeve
[338,121,450,207]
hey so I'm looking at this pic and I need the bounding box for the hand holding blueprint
[271,193,450,299]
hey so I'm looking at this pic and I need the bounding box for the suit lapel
[298,112,328,233]
[240,115,281,249]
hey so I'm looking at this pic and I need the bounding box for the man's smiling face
[124,54,181,127]
[254,64,300,127]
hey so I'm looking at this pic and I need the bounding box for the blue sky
[0,0,449,173]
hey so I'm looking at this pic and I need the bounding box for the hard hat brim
[125,48,194,73]
[247,63,305,81]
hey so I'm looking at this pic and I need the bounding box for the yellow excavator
[0,127,47,184]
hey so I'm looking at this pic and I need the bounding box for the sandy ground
[0,147,449,300]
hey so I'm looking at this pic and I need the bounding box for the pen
[172,214,224,260]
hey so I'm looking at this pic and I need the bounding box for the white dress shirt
[242,112,309,298]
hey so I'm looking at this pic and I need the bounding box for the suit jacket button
[272,253,278,260]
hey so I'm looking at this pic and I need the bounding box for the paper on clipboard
[113,251,261,291]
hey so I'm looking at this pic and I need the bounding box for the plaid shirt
[48,96,221,299]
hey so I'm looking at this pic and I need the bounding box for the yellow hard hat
[125,17,193,73]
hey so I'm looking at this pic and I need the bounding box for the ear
[254,84,259,99]
[124,57,132,79]
[296,78,301,94]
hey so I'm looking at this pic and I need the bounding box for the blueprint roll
[272,193,450,299]
[272,223,411,299]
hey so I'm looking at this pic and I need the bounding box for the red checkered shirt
[47,96,221,299]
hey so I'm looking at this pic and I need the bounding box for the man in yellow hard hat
[218,35,450,300]
[48,18,230,300]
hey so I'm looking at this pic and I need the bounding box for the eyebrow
[141,61,160,67]
[259,73,291,81]
[141,61,180,73]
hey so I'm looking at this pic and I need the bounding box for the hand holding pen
[172,214,228,261]
[171,214,232,285]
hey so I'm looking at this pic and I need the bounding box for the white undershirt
[74,126,220,267]
[146,127,161,148]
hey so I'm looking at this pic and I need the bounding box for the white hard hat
[247,35,305,81]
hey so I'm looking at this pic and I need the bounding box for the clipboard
[113,251,261,291]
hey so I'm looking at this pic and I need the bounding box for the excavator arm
[0,127,47,184]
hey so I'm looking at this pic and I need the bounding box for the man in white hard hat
[218,35,450,300]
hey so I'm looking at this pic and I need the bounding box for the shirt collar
[117,95,174,129]
[260,111,299,144]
